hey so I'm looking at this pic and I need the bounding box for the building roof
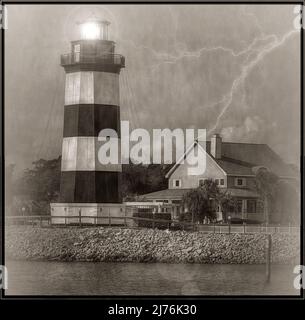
[221,142,296,177]
[140,187,259,200]
[214,157,254,175]
[140,188,190,200]
[166,139,297,178]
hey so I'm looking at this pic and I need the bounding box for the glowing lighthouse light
[79,20,110,40]
[81,22,100,39]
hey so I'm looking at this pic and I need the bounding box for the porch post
[242,199,247,220]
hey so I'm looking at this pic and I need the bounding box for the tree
[15,157,61,203]
[218,191,235,223]
[182,179,221,223]
[121,163,171,200]
[254,168,279,224]
[13,157,171,205]
[182,187,207,223]
[273,180,300,225]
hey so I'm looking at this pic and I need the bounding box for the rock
[4,225,300,265]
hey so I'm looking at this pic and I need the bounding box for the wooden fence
[5,215,299,234]
[5,215,195,231]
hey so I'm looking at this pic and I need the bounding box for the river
[5,260,299,295]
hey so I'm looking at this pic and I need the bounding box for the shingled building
[140,134,297,222]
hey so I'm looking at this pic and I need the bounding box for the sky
[4,4,301,174]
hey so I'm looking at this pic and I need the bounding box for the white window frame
[214,178,225,187]
[173,179,182,188]
[235,177,246,187]
[198,178,207,187]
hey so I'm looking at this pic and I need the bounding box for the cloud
[221,116,265,141]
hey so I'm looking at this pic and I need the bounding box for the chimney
[211,134,222,159]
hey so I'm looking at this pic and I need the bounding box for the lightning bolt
[121,5,276,73]
[119,6,299,137]
[122,33,277,74]
[208,29,299,135]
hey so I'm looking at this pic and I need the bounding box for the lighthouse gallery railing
[60,53,125,68]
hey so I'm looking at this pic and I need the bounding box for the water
[5,260,299,296]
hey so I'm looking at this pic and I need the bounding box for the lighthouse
[51,19,126,224]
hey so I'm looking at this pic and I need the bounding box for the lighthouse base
[50,203,134,227]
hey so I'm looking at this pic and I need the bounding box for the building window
[235,177,246,187]
[247,200,257,214]
[172,200,181,204]
[236,200,243,213]
[173,179,181,188]
[214,178,225,186]
[257,200,264,213]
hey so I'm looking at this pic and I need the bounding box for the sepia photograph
[1,0,303,304]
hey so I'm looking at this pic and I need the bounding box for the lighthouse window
[74,44,80,62]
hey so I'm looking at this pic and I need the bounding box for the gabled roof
[166,139,297,179]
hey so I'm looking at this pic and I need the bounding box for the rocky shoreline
[5,226,300,264]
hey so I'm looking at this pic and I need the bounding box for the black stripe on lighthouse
[63,104,120,138]
[59,171,122,203]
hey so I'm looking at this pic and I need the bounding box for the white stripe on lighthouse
[65,71,119,106]
[61,136,122,172]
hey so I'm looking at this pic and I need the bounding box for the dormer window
[173,179,182,188]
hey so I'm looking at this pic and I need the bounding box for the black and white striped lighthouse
[51,19,125,223]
